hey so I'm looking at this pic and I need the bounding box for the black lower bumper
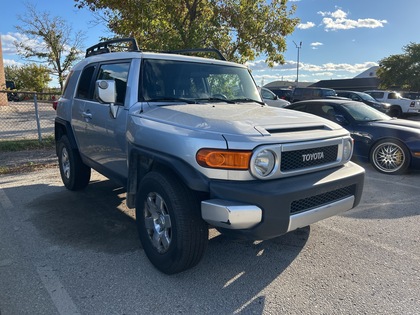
[208,162,365,240]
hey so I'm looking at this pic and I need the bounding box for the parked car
[5,80,19,102]
[265,87,293,102]
[285,99,420,174]
[401,91,420,100]
[259,87,290,107]
[364,90,420,118]
[291,87,340,102]
[336,90,391,114]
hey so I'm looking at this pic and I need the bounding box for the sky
[1,0,419,88]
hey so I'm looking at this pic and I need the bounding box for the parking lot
[0,160,419,314]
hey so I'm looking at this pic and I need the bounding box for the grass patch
[0,136,55,152]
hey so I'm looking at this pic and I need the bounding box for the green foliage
[5,64,51,92]
[14,3,85,91]
[377,42,420,91]
[74,0,299,66]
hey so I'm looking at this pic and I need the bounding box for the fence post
[34,93,42,142]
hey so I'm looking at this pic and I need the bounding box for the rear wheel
[136,171,208,274]
[370,139,410,174]
[389,106,402,118]
[57,135,91,190]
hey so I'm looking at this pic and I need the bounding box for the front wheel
[370,139,410,174]
[57,135,91,190]
[135,171,208,274]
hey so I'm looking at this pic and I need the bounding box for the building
[309,66,380,92]
[264,66,381,92]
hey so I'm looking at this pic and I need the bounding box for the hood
[138,103,341,136]
[370,118,420,132]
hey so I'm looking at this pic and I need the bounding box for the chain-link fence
[0,91,59,142]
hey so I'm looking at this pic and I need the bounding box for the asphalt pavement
[0,162,419,314]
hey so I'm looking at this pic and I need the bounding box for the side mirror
[96,80,116,104]
[96,80,119,119]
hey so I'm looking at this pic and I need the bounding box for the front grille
[281,145,338,172]
[291,185,355,214]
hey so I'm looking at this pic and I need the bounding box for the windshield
[140,59,262,104]
[359,92,377,102]
[340,102,391,122]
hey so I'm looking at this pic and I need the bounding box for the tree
[14,3,85,91]
[377,42,420,91]
[75,0,299,66]
[5,64,51,92]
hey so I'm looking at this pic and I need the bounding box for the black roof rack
[85,37,226,61]
[164,48,226,61]
[85,38,139,57]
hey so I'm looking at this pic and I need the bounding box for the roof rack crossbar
[164,48,226,61]
[85,38,139,57]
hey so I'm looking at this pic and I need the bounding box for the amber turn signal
[196,149,252,170]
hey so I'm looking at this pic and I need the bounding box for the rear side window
[62,71,74,98]
[76,65,96,100]
[323,89,336,97]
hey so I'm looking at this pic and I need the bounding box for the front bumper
[201,161,365,240]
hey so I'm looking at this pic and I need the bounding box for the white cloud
[297,22,315,30]
[310,42,323,50]
[1,34,19,54]
[317,9,387,31]
[3,59,24,67]
[249,59,379,84]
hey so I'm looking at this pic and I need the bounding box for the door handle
[82,111,92,120]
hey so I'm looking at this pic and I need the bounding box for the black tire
[370,139,410,175]
[57,135,91,190]
[389,106,402,118]
[135,171,208,274]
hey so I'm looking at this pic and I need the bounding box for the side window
[388,93,397,100]
[290,103,307,111]
[262,89,275,100]
[97,63,130,105]
[76,65,96,100]
[320,105,338,122]
[293,88,302,96]
[371,92,384,99]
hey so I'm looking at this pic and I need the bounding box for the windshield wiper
[231,98,265,105]
[196,97,235,104]
[146,97,197,104]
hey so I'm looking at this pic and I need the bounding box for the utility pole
[293,41,302,87]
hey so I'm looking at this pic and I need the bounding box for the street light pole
[293,41,302,87]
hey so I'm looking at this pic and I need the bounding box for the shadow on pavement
[10,178,310,314]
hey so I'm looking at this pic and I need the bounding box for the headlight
[342,138,353,161]
[251,149,276,177]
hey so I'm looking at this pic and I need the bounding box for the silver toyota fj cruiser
[54,38,364,274]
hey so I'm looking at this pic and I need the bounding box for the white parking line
[365,174,420,189]
[36,264,81,315]
[0,188,13,210]
[318,221,420,261]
